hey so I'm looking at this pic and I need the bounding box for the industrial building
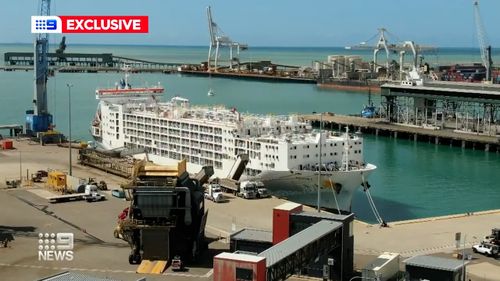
[404,255,468,281]
[214,202,354,281]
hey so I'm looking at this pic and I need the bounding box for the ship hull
[255,164,377,212]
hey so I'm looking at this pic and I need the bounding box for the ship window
[330,143,333,147]
[334,143,337,146]
[334,152,337,155]
[330,153,333,156]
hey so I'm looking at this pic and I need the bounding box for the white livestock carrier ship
[91,71,376,213]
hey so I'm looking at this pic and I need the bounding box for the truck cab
[204,184,224,203]
[83,184,105,202]
[238,181,257,199]
[254,181,270,198]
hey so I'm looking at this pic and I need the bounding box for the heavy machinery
[46,170,67,192]
[207,6,248,71]
[473,0,493,82]
[346,28,436,76]
[27,0,52,135]
[26,0,63,143]
[115,159,213,274]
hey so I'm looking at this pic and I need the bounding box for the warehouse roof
[259,220,341,267]
[231,228,273,243]
[404,255,468,272]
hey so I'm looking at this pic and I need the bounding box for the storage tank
[362,252,400,281]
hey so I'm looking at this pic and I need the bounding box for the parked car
[473,243,498,257]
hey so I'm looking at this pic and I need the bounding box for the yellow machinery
[46,171,66,192]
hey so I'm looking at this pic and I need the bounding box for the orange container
[2,139,13,150]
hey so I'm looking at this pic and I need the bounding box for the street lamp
[66,83,74,176]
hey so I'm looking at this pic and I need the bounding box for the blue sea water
[1,44,499,223]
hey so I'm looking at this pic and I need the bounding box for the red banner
[59,16,148,33]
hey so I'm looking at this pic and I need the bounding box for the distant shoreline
[0,42,493,50]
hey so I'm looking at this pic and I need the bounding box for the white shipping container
[362,252,400,281]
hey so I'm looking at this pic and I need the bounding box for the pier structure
[3,52,187,73]
[380,81,500,137]
[0,124,23,137]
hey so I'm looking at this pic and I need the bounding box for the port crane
[473,0,493,82]
[346,28,436,76]
[206,6,248,72]
[27,0,53,136]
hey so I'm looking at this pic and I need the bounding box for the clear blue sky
[0,0,497,47]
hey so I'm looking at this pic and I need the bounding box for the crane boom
[473,0,492,81]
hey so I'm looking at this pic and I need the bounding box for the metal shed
[404,255,468,281]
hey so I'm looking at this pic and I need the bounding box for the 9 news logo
[31,16,62,33]
[38,232,74,261]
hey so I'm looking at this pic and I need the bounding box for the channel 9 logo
[31,16,62,33]
[38,232,74,261]
[31,15,148,33]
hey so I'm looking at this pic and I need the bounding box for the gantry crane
[206,6,247,72]
[347,28,436,75]
[27,0,53,135]
[473,0,493,82]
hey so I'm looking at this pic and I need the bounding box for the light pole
[317,112,323,213]
[67,83,73,176]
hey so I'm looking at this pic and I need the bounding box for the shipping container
[362,252,400,281]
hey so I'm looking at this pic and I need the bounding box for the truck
[237,181,257,199]
[48,184,105,203]
[254,181,270,198]
[82,185,106,202]
[204,184,224,202]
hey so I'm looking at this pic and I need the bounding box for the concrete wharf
[1,140,500,280]
[301,114,500,152]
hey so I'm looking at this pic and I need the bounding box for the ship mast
[341,126,350,171]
